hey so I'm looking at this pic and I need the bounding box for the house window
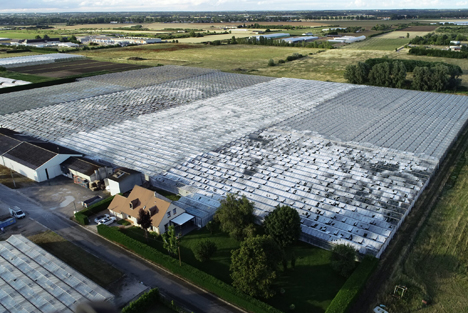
[167,211,171,218]
[173,209,176,215]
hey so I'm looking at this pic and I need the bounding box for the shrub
[74,212,89,225]
[121,288,160,313]
[278,59,285,64]
[118,219,131,226]
[74,196,116,225]
[330,244,356,277]
[325,256,379,313]
[268,59,275,66]
[194,240,217,262]
[97,225,281,313]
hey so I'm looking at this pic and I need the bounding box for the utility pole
[10,170,16,188]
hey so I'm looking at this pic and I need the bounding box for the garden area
[113,197,352,313]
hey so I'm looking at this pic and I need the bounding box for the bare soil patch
[10,59,147,78]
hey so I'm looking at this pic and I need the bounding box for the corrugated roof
[3,142,57,170]
[61,157,103,176]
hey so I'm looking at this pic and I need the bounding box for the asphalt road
[0,184,243,313]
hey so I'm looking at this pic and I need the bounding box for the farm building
[0,235,114,313]
[328,35,366,43]
[108,185,194,234]
[61,157,113,189]
[104,167,144,195]
[0,128,82,182]
[280,36,319,44]
[0,66,468,257]
[250,33,290,40]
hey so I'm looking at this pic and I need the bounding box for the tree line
[344,59,462,91]
[236,36,334,49]
[409,33,467,45]
[409,46,468,59]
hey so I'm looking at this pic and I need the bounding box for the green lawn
[123,226,347,313]
[0,70,53,83]
[28,230,123,288]
[379,151,468,312]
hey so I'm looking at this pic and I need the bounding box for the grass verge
[28,230,123,288]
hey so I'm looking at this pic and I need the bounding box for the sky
[1,0,467,13]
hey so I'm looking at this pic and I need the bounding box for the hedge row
[325,256,379,313]
[364,57,462,73]
[121,288,160,313]
[74,196,116,225]
[97,225,281,313]
[409,46,468,59]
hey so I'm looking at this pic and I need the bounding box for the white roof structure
[0,77,31,89]
[251,33,290,40]
[0,54,85,69]
[0,66,467,257]
[0,235,114,313]
[280,36,319,44]
[171,212,195,225]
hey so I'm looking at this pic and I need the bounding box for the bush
[325,256,379,313]
[121,288,160,313]
[0,66,6,71]
[74,212,89,225]
[118,219,131,226]
[97,225,281,313]
[194,240,217,262]
[330,244,356,277]
[74,196,116,225]
[278,59,285,64]
[268,59,275,66]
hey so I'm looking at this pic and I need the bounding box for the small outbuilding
[105,167,144,195]
[61,157,113,190]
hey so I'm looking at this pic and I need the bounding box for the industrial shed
[0,129,82,182]
[0,235,114,313]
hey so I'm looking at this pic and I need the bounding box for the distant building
[302,32,313,36]
[280,36,319,44]
[83,35,162,46]
[250,33,290,40]
[328,35,366,43]
[450,40,461,45]
[322,27,347,32]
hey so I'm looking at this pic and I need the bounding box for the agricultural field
[376,152,468,312]
[10,59,147,78]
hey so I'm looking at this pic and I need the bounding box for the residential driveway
[19,175,109,218]
[0,183,243,313]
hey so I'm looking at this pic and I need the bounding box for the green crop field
[377,151,468,312]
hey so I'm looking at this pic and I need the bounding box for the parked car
[97,216,116,226]
[94,214,110,224]
[9,206,26,219]
[81,195,103,208]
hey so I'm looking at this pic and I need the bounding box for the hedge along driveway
[97,225,281,313]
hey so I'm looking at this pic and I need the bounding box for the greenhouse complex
[1,63,468,257]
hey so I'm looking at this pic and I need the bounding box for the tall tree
[194,240,217,262]
[230,235,282,298]
[391,61,407,88]
[330,244,356,277]
[369,62,392,87]
[412,66,433,91]
[263,205,301,249]
[162,225,179,257]
[214,193,255,241]
[137,208,152,242]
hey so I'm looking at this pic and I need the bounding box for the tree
[330,244,356,277]
[194,240,217,262]
[406,32,410,38]
[369,62,392,87]
[344,62,369,84]
[162,225,179,257]
[231,36,237,44]
[391,61,407,88]
[214,193,255,241]
[263,205,301,249]
[43,34,50,40]
[230,235,282,298]
[35,35,42,39]
[412,66,433,91]
[137,208,152,242]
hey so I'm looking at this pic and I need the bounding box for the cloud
[1,0,468,12]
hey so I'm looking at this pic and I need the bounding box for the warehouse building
[280,36,319,44]
[250,33,290,40]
